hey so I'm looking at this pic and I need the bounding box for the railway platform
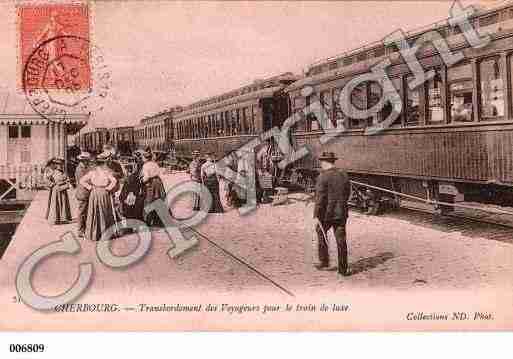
[1,171,513,330]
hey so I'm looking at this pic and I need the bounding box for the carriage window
[383,77,403,127]
[406,78,421,126]
[368,82,381,108]
[349,83,367,129]
[480,57,504,120]
[374,46,386,58]
[449,63,474,122]
[224,111,230,135]
[251,106,256,134]
[219,113,223,136]
[368,82,382,126]
[236,109,242,134]
[480,13,499,27]
[232,110,238,135]
[427,71,444,124]
[218,113,223,136]
[333,88,346,128]
[306,93,319,131]
[320,90,334,128]
[242,107,250,134]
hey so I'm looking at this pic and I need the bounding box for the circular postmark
[23,35,111,121]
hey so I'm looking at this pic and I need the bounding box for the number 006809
[9,344,45,352]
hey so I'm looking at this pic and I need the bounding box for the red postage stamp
[18,3,90,92]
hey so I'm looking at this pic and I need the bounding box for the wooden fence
[0,164,47,201]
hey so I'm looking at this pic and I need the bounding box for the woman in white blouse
[140,150,170,226]
[79,154,117,241]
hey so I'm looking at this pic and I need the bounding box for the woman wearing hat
[43,158,56,220]
[119,150,145,223]
[140,149,170,226]
[75,152,92,238]
[201,152,224,213]
[79,153,118,241]
[189,150,203,211]
[47,158,72,225]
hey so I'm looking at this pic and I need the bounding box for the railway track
[346,180,513,242]
[182,226,295,297]
[363,205,513,244]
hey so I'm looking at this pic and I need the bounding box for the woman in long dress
[201,153,224,213]
[79,156,118,241]
[47,158,72,224]
[189,150,202,211]
[44,159,55,220]
[140,150,170,226]
[119,154,145,222]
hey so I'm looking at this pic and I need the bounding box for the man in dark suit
[313,152,351,276]
[74,152,92,238]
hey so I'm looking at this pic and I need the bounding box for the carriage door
[261,98,275,132]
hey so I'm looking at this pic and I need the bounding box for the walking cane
[313,218,329,247]
[312,218,330,267]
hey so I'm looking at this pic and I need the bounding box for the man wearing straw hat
[75,152,92,238]
[313,152,351,276]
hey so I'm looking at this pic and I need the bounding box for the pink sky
[0,0,490,128]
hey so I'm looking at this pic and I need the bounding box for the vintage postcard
[1,0,513,335]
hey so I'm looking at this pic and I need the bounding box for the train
[75,1,513,213]
[172,72,297,158]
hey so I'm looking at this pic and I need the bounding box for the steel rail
[184,227,295,297]
[400,205,513,231]
[350,180,513,217]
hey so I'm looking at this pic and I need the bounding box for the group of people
[46,144,351,276]
[188,149,273,213]
[188,148,351,277]
[45,145,169,241]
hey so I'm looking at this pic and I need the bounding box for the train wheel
[366,201,379,215]
[349,183,366,210]
[434,193,455,215]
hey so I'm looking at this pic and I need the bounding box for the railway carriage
[77,127,109,155]
[285,1,513,212]
[173,73,298,159]
[78,126,135,155]
[135,110,177,152]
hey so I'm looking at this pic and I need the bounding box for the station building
[0,113,88,201]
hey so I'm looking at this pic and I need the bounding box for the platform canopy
[0,114,89,134]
